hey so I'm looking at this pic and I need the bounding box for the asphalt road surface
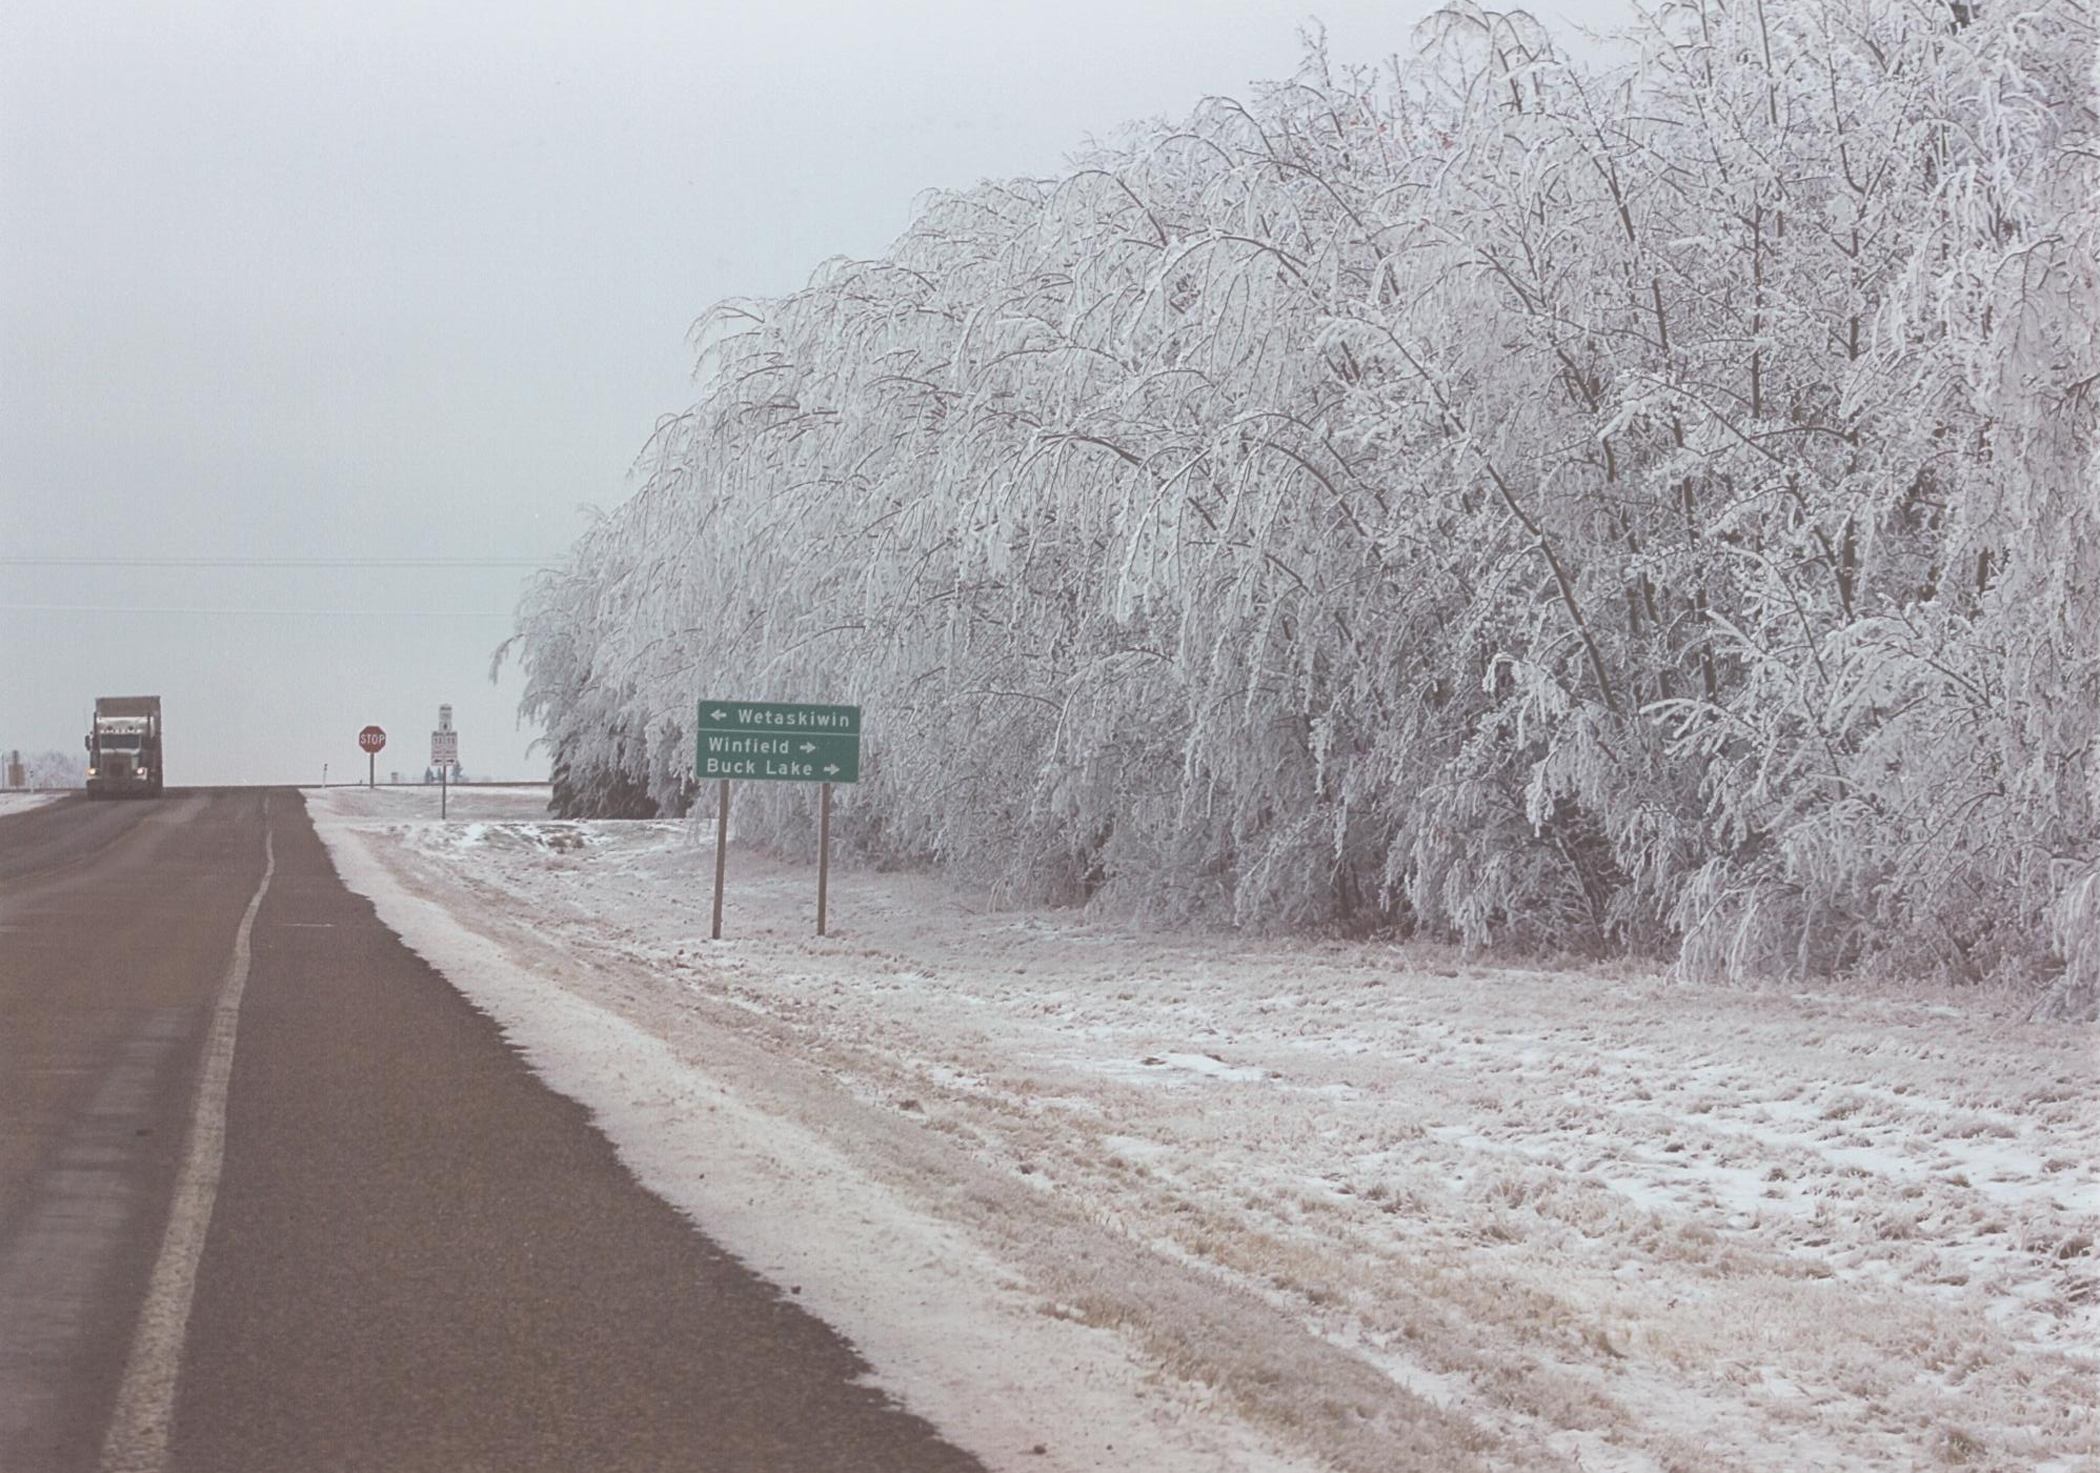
[0,790,985,1473]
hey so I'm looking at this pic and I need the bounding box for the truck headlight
[137,768,149,778]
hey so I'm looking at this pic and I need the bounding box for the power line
[0,603,513,617]
[0,556,555,569]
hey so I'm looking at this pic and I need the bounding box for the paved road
[0,795,164,888]
[0,790,983,1473]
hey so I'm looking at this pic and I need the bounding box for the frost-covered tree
[26,749,85,788]
[504,0,2098,1008]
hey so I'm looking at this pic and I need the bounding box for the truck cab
[85,696,163,798]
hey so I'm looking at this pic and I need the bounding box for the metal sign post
[431,712,458,821]
[816,782,833,936]
[696,700,861,938]
[711,780,731,939]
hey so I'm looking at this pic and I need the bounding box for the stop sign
[358,725,386,753]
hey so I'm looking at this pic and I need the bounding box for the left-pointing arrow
[710,708,728,720]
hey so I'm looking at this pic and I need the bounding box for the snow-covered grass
[0,792,67,817]
[308,789,2100,1473]
[298,784,552,823]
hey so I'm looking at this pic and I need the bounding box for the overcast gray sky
[1,0,1632,787]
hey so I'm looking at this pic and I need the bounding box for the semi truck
[85,695,164,798]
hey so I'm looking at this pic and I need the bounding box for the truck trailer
[85,695,163,798]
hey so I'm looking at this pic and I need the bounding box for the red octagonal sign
[358,725,387,754]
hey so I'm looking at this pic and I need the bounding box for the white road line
[98,800,276,1473]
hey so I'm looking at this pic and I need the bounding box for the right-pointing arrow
[822,764,840,776]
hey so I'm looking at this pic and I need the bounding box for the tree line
[503,0,2098,1011]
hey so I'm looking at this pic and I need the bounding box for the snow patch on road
[306,788,2100,1473]
[0,793,65,817]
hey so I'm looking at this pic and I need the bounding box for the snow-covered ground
[0,792,66,817]
[307,788,2098,1473]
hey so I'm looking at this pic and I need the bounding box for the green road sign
[696,700,861,783]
